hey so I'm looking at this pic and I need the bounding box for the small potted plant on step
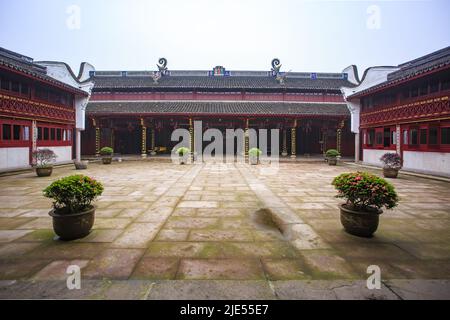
[249,148,262,165]
[175,147,190,164]
[325,149,340,166]
[32,148,57,177]
[332,171,399,237]
[100,147,113,164]
[380,153,402,178]
[44,175,104,240]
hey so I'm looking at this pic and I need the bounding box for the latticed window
[420,129,427,145]
[409,128,418,145]
[442,128,450,145]
[429,127,438,145]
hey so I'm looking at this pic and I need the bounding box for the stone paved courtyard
[0,161,450,299]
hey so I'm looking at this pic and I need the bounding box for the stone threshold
[346,162,450,183]
[1,279,449,300]
[0,161,77,177]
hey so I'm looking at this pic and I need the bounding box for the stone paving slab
[0,161,449,299]
[146,280,277,300]
[272,280,399,300]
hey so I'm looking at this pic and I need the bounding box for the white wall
[38,146,72,164]
[363,149,450,177]
[0,147,30,171]
[403,151,450,177]
[341,66,400,134]
[362,149,396,166]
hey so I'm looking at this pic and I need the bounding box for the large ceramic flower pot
[339,204,382,237]
[328,158,337,166]
[102,157,112,164]
[49,206,95,241]
[383,167,399,178]
[36,167,53,177]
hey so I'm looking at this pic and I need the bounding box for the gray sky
[1,0,449,77]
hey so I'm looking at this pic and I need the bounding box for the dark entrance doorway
[115,127,140,154]
[298,125,321,155]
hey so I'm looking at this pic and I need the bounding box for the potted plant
[100,147,113,164]
[249,148,262,165]
[175,147,190,164]
[32,149,57,177]
[325,149,340,165]
[380,153,402,178]
[332,172,399,237]
[44,175,104,240]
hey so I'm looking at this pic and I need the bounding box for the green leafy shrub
[176,147,190,156]
[249,148,262,157]
[32,149,57,168]
[43,175,104,214]
[332,171,398,211]
[100,147,113,156]
[326,149,340,158]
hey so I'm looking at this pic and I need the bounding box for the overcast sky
[1,0,449,77]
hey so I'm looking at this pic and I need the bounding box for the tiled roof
[86,101,349,117]
[387,46,450,81]
[347,46,450,98]
[92,74,354,91]
[0,47,87,95]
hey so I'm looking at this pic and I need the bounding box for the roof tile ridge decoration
[92,69,348,79]
[35,60,94,85]
[90,99,347,105]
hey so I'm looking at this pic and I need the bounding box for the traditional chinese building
[0,47,93,172]
[84,60,357,158]
[342,46,450,176]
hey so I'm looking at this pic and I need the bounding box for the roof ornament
[152,57,168,84]
[271,58,282,75]
[276,69,291,85]
[271,58,290,85]
[151,71,161,84]
[157,58,168,74]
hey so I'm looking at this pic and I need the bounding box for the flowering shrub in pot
[100,147,113,164]
[332,171,399,237]
[44,175,104,240]
[325,149,340,165]
[249,148,262,165]
[380,153,402,178]
[32,149,57,177]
